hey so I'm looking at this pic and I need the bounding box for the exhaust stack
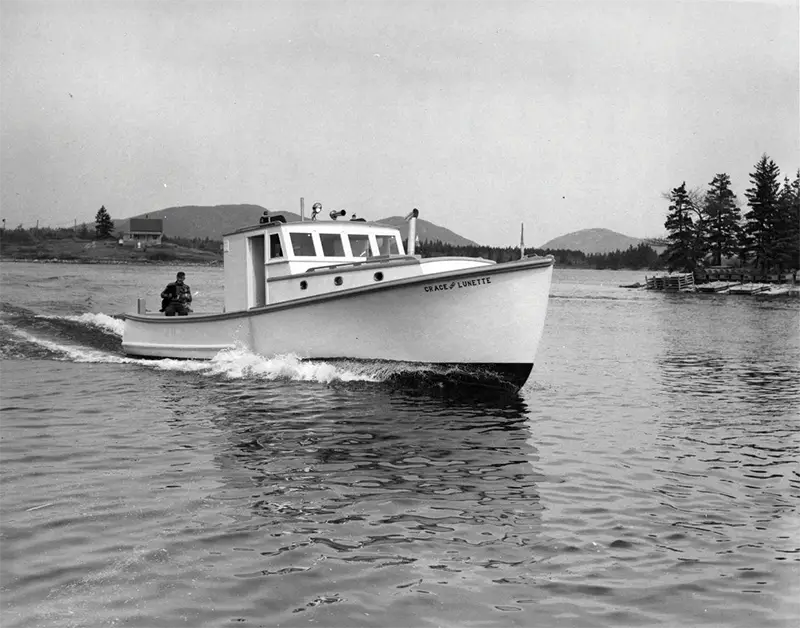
[405,208,419,255]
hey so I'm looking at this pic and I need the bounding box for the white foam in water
[170,346,380,383]
[147,348,381,383]
[7,323,380,384]
[74,312,125,336]
[37,312,125,337]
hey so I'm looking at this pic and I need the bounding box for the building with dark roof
[126,218,163,246]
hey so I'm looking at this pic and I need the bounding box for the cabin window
[376,235,399,255]
[348,234,370,257]
[269,233,283,258]
[320,233,346,257]
[290,232,316,257]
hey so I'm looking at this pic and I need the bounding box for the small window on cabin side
[376,235,399,256]
[290,232,316,257]
[320,233,346,257]
[269,233,283,258]
[348,234,371,258]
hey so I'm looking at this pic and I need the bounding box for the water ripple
[2,264,799,627]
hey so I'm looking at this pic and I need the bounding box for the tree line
[663,154,799,273]
[415,240,665,270]
[3,206,663,270]
[1,205,115,243]
[8,153,796,273]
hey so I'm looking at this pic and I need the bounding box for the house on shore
[125,218,164,247]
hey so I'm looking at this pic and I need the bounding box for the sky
[1,0,797,247]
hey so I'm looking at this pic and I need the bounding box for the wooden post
[137,298,146,314]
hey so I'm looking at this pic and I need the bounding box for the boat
[754,286,792,297]
[121,208,555,390]
[728,283,770,295]
[696,281,740,293]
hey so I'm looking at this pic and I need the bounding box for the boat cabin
[222,215,417,312]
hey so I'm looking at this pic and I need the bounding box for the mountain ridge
[117,206,652,253]
[540,228,646,254]
[117,205,478,246]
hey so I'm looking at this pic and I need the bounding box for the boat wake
[550,293,650,302]
[0,307,523,392]
[40,312,126,336]
[0,306,125,359]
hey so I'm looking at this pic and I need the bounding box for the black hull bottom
[375,362,534,393]
[437,362,534,391]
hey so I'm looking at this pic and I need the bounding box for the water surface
[1,262,798,627]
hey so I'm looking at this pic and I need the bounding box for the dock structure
[645,273,695,292]
[643,267,798,297]
[702,267,797,284]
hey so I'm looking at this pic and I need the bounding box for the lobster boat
[121,208,554,390]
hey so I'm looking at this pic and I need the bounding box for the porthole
[300,280,308,290]
[374,272,384,281]
[334,276,343,286]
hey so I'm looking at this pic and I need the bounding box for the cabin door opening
[247,235,266,308]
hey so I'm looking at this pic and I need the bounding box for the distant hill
[115,205,294,240]
[372,216,478,247]
[117,205,477,246]
[540,228,644,254]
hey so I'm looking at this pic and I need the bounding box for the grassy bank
[0,238,222,265]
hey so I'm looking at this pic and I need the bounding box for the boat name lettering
[424,277,492,293]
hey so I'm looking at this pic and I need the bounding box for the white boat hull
[122,257,554,388]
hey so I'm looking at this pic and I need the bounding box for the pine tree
[663,182,699,271]
[735,221,751,267]
[703,173,740,266]
[775,171,800,271]
[743,154,782,272]
[95,205,114,239]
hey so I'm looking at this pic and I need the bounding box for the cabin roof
[223,217,401,238]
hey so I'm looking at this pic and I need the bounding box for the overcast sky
[1,0,797,246]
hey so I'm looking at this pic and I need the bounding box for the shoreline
[0,256,223,267]
[0,256,649,271]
